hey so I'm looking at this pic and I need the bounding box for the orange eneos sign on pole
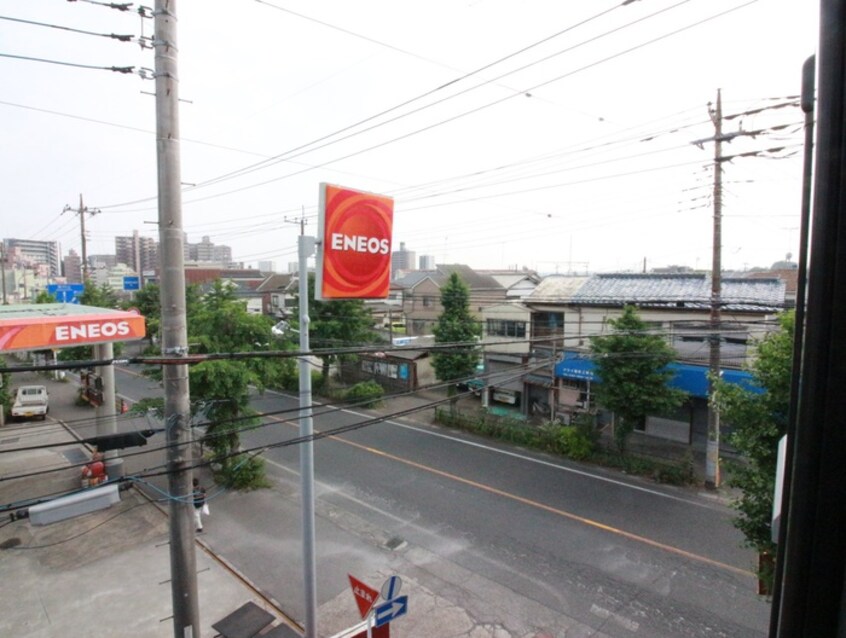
[316,183,394,300]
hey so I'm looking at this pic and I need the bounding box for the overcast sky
[2,0,819,275]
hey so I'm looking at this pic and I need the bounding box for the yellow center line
[265,414,754,579]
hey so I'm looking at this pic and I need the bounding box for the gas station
[0,302,147,479]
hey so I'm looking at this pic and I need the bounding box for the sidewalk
[0,371,297,638]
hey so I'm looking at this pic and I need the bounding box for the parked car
[11,385,49,421]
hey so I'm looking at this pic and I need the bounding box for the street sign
[381,576,402,602]
[47,283,84,304]
[123,276,140,291]
[348,574,379,619]
[373,595,408,628]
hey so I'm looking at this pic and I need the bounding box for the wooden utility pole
[62,194,99,281]
[705,89,723,489]
[154,2,199,636]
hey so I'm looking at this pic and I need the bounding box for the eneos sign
[316,183,394,300]
[0,312,146,353]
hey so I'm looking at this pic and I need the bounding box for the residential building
[3,238,61,277]
[394,264,507,336]
[63,249,82,283]
[88,254,118,270]
[115,231,158,275]
[255,273,296,318]
[184,236,233,266]
[258,260,276,273]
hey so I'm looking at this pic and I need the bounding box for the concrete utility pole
[705,90,723,490]
[1,242,7,304]
[154,2,199,636]
[62,194,99,281]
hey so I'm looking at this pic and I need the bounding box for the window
[422,296,433,307]
[486,319,527,338]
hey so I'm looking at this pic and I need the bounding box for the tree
[717,311,794,590]
[33,290,57,304]
[432,273,482,411]
[297,274,377,386]
[187,280,294,487]
[127,282,201,348]
[590,305,685,453]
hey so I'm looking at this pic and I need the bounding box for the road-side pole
[154,2,199,636]
[298,233,318,638]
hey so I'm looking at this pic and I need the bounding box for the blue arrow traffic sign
[373,595,408,628]
[47,283,84,304]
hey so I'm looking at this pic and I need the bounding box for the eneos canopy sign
[316,183,394,300]
[0,308,146,352]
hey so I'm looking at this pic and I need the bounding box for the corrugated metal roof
[570,274,785,310]
[525,275,590,302]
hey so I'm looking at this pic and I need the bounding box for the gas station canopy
[0,303,146,353]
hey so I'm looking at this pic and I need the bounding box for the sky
[1,0,819,275]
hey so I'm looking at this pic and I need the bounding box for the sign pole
[298,232,318,638]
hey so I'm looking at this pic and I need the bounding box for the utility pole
[63,194,99,281]
[705,89,723,490]
[297,224,318,638]
[1,242,7,304]
[154,2,199,637]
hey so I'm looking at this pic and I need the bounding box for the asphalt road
[104,366,769,637]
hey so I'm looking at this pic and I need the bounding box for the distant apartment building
[391,242,416,279]
[185,235,233,265]
[63,248,83,283]
[88,254,118,270]
[115,231,158,274]
[258,260,276,273]
[419,254,436,270]
[3,238,61,276]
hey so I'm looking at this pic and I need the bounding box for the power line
[0,14,137,43]
[0,52,146,76]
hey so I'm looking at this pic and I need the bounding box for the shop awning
[554,351,760,398]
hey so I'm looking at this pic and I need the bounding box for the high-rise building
[419,255,436,270]
[185,235,233,265]
[115,230,158,273]
[3,238,61,276]
[258,260,276,273]
[63,248,83,283]
[391,242,416,279]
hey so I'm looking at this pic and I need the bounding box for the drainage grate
[0,437,20,445]
[385,536,407,551]
[62,449,88,465]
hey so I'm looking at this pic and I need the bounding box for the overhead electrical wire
[95,0,735,212]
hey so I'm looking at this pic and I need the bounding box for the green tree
[187,280,294,487]
[127,282,201,349]
[0,357,11,421]
[590,305,685,453]
[718,311,794,590]
[432,273,482,412]
[33,290,57,304]
[296,274,377,386]
[79,280,120,308]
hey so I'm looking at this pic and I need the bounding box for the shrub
[344,381,384,407]
[217,455,269,490]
